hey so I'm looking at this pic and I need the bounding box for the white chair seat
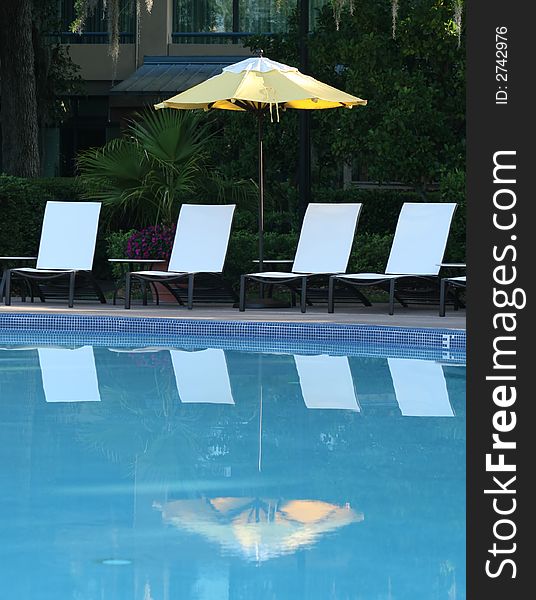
[246,271,312,279]
[133,270,188,277]
[11,267,76,274]
[336,272,403,281]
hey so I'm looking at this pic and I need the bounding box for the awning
[110,55,248,95]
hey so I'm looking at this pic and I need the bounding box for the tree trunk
[0,0,40,177]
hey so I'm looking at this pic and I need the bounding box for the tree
[0,0,40,177]
[239,0,465,190]
[0,0,81,176]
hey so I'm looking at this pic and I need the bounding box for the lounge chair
[387,358,454,417]
[170,348,234,404]
[439,276,466,317]
[328,202,457,314]
[124,204,236,309]
[2,201,104,308]
[239,203,363,312]
[294,354,360,411]
[38,346,101,403]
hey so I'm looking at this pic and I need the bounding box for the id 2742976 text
[495,26,508,105]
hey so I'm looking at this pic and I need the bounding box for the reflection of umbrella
[155,54,367,271]
[155,496,363,562]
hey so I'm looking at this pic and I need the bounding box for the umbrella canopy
[155,56,366,113]
[156,496,363,562]
[155,55,367,272]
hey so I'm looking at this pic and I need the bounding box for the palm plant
[78,108,256,228]
[76,109,203,226]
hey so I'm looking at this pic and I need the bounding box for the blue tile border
[0,313,465,362]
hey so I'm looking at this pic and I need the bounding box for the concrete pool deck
[0,300,466,330]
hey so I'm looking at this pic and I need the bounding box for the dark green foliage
[1,176,465,286]
[439,169,466,263]
[349,233,395,273]
[239,0,465,190]
[224,230,300,287]
[0,175,84,255]
[312,187,440,234]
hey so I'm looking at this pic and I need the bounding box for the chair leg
[187,274,194,309]
[0,270,6,302]
[89,274,107,304]
[388,279,396,315]
[4,270,12,306]
[68,272,76,308]
[328,276,336,313]
[142,280,148,305]
[439,278,447,317]
[125,273,132,309]
[239,275,247,311]
[300,277,307,313]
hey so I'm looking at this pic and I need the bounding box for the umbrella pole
[258,111,264,273]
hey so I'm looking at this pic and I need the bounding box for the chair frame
[439,276,466,317]
[328,203,457,315]
[124,204,236,310]
[2,201,104,308]
[239,203,363,313]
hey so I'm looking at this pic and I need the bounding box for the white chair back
[295,354,360,411]
[36,201,101,270]
[169,204,236,273]
[38,346,100,403]
[388,358,454,417]
[170,348,234,404]
[292,203,362,273]
[385,203,457,275]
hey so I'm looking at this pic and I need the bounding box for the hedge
[0,174,465,286]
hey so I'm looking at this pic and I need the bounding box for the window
[172,1,328,43]
[57,0,135,44]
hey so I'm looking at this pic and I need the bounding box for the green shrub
[0,175,116,278]
[350,233,394,273]
[440,170,466,263]
[1,176,465,287]
[224,230,299,288]
[0,175,84,256]
[312,187,441,234]
[105,229,136,279]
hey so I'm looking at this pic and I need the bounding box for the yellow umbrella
[155,496,363,562]
[155,55,367,272]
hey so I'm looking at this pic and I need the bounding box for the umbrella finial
[254,48,264,58]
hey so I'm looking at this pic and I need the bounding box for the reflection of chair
[38,346,101,402]
[170,348,234,404]
[294,354,360,411]
[329,203,457,314]
[239,203,363,313]
[439,276,466,317]
[2,201,104,307]
[387,358,454,417]
[125,204,236,309]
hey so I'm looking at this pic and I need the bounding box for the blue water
[0,340,465,599]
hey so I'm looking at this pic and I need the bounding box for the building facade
[42,0,327,176]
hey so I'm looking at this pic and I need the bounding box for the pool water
[0,341,466,599]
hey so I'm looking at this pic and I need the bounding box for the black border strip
[467,1,532,595]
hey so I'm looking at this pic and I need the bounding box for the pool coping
[0,312,466,355]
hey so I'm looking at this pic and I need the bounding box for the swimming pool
[0,322,465,599]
